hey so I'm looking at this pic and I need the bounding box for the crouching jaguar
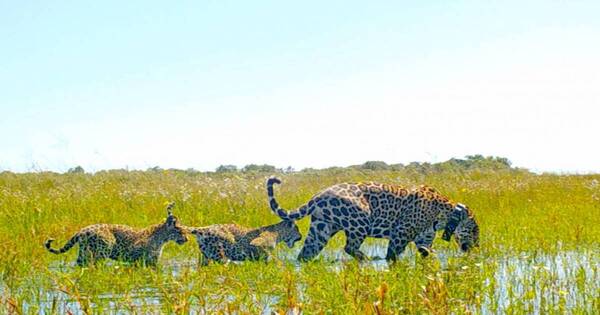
[267,177,479,261]
[45,203,188,266]
[188,219,302,266]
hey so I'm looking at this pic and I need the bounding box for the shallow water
[488,250,599,314]
[14,244,600,314]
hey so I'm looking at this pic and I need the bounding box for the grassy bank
[1,168,599,313]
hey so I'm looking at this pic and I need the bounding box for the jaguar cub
[45,203,188,266]
[188,219,302,266]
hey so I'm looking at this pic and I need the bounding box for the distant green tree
[185,168,200,175]
[389,163,405,171]
[465,154,485,161]
[147,166,163,172]
[67,166,85,174]
[361,161,390,170]
[491,156,512,167]
[434,155,513,171]
[215,165,238,173]
[404,162,432,173]
[242,164,277,172]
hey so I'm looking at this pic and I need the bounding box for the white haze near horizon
[1,2,599,174]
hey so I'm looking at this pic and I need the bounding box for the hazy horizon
[2,1,599,174]
[2,155,593,176]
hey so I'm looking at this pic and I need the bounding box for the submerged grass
[0,169,599,314]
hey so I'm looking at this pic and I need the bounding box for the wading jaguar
[188,219,302,266]
[45,203,188,266]
[266,177,479,261]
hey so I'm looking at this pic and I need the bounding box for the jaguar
[45,203,188,266]
[266,177,479,261]
[188,219,302,265]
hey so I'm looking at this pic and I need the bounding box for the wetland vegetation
[1,157,598,314]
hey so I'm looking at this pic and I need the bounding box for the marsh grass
[0,169,599,313]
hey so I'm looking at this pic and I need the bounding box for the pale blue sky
[1,1,599,173]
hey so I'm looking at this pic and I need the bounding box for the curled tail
[266,176,313,221]
[45,234,79,254]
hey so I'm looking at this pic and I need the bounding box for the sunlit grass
[1,169,599,313]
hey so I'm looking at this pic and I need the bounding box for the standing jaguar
[266,177,479,261]
[45,203,188,266]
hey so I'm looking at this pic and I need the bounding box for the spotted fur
[267,177,479,261]
[44,203,188,266]
[188,220,302,266]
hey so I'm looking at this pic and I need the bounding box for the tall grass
[0,169,598,313]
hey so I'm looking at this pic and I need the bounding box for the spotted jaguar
[188,219,302,266]
[267,177,479,261]
[45,203,188,266]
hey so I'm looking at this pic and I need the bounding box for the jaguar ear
[166,202,175,217]
[455,204,468,220]
[166,215,176,226]
[165,202,176,226]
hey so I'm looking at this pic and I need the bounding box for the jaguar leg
[343,230,368,260]
[297,220,334,261]
[414,227,435,257]
[76,246,92,266]
[386,224,417,262]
